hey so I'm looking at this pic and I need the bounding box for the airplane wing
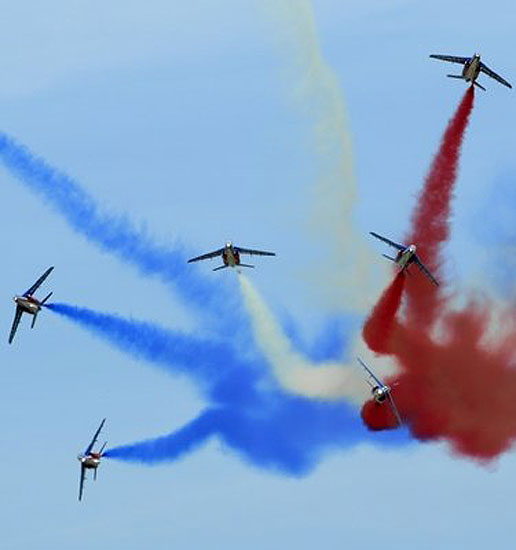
[8,306,23,345]
[23,266,54,297]
[84,418,106,455]
[387,393,403,426]
[429,54,470,65]
[78,464,86,501]
[414,256,439,286]
[369,232,405,251]
[187,249,224,263]
[357,357,384,388]
[479,62,512,89]
[234,246,276,257]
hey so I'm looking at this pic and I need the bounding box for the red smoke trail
[383,305,516,458]
[404,86,475,329]
[362,88,475,356]
[359,88,516,461]
[361,398,400,431]
[362,272,405,354]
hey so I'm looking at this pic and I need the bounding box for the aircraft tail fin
[31,313,38,329]
[213,265,229,272]
[382,254,396,262]
[41,292,53,305]
[99,441,107,455]
[473,80,486,91]
[238,264,255,269]
[94,468,98,481]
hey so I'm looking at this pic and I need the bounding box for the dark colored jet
[358,358,402,427]
[78,418,107,501]
[188,241,275,271]
[9,266,54,344]
[370,232,438,286]
[430,53,512,91]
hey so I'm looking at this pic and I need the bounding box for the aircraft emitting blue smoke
[0,129,409,473]
[46,302,410,473]
[0,132,241,333]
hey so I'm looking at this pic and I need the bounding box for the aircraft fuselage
[462,55,481,83]
[372,385,390,404]
[222,243,240,267]
[13,295,41,315]
[79,453,102,470]
[395,245,417,271]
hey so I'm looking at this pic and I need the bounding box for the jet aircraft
[8,266,54,344]
[78,418,107,501]
[430,53,512,91]
[188,241,275,271]
[370,232,438,286]
[357,358,402,427]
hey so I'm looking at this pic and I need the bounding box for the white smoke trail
[262,0,377,311]
[239,274,375,404]
[240,1,392,402]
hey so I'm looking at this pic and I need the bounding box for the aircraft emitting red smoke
[360,87,516,460]
[364,87,476,356]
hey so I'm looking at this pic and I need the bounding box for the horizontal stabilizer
[41,292,53,305]
[213,265,228,272]
[31,313,38,329]
[238,264,255,269]
[446,74,464,79]
[382,254,396,262]
[473,81,486,91]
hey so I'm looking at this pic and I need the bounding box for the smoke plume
[46,302,409,470]
[360,90,516,460]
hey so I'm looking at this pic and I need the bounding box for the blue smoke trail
[47,302,412,474]
[0,133,240,332]
[104,401,410,475]
[46,302,261,399]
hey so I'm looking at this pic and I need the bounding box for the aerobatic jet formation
[188,241,276,271]
[370,232,439,286]
[78,418,107,501]
[357,358,402,427]
[8,266,54,344]
[430,53,512,91]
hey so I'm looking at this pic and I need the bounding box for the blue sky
[1,1,515,548]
